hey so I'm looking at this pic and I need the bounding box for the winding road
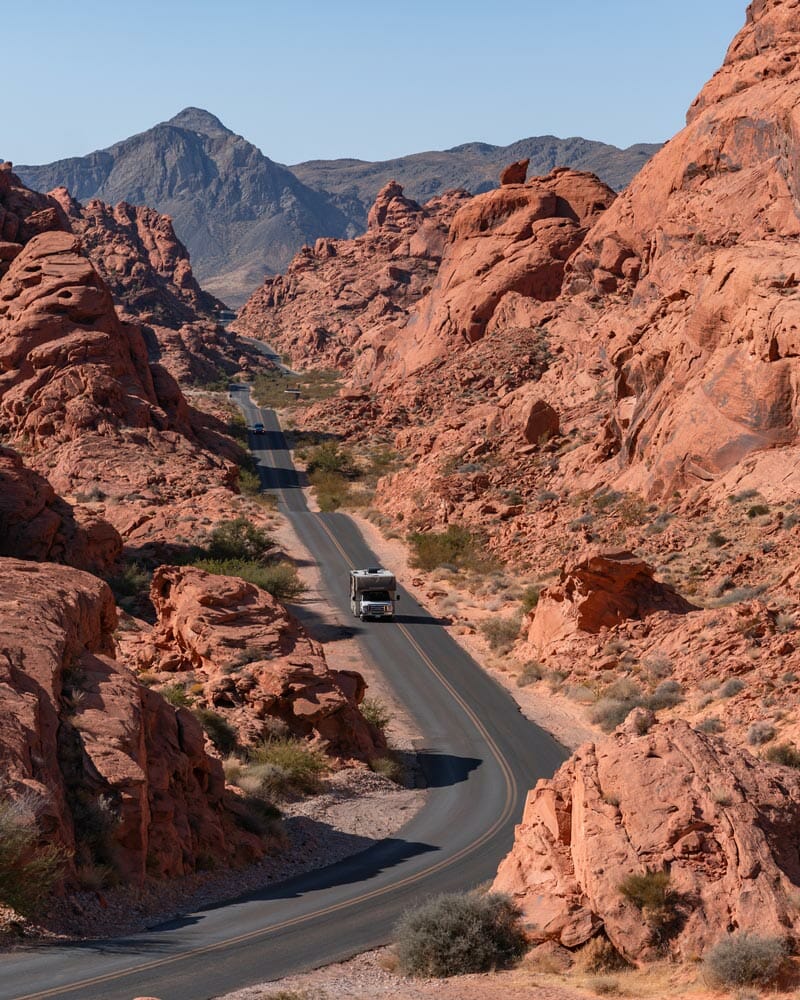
[0,387,566,1000]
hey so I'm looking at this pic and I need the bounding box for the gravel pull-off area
[217,948,590,1000]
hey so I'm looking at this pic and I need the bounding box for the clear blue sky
[5,0,746,166]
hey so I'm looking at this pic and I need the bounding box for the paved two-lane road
[0,388,565,1000]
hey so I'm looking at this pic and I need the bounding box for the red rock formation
[233,182,470,371]
[0,445,120,572]
[0,559,264,887]
[499,159,529,185]
[127,566,383,759]
[528,551,697,651]
[494,714,800,961]
[378,168,615,381]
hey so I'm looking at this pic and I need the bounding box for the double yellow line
[14,471,518,1000]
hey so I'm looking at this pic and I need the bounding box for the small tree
[207,518,274,562]
[703,932,787,987]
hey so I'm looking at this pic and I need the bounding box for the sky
[4,0,747,167]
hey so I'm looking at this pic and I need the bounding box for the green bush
[194,708,238,755]
[480,616,521,653]
[720,678,745,698]
[306,440,358,478]
[765,742,800,768]
[408,524,498,573]
[106,562,152,600]
[394,892,527,977]
[360,697,392,732]
[646,680,683,711]
[161,683,192,707]
[192,559,306,600]
[207,518,274,562]
[0,795,68,915]
[520,586,540,614]
[247,738,328,795]
[703,932,787,987]
[308,469,351,511]
[619,868,681,942]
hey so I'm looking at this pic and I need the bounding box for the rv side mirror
[396,594,400,601]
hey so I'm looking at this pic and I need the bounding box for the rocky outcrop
[234,182,470,372]
[0,446,120,572]
[500,159,529,185]
[0,559,265,888]
[550,0,800,497]
[127,566,383,759]
[493,715,800,961]
[528,551,697,650]
[379,168,616,380]
[0,177,256,553]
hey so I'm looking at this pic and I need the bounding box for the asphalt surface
[0,386,566,1000]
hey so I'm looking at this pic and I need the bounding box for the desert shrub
[697,717,724,734]
[642,652,673,679]
[776,613,796,633]
[237,463,263,497]
[247,738,328,795]
[765,742,800,768]
[161,683,192,707]
[575,935,629,973]
[516,661,544,687]
[747,721,776,746]
[520,586,540,614]
[703,932,787,987]
[394,892,527,977]
[590,698,637,732]
[192,559,306,600]
[106,561,152,600]
[308,469,351,511]
[360,697,392,732]
[480,615,521,653]
[619,869,681,942]
[646,680,684,711]
[707,529,728,548]
[234,795,282,836]
[369,754,405,784]
[207,518,274,562]
[194,708,237,755]
[0,795,68,915]
[408,524,498,573]
[306,440,358,478]
[720,678,745,698]
[746,504,770,519]
[586,977,620,996]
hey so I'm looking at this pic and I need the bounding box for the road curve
[0,388,566,1000]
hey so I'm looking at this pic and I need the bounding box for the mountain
[16,109,660,307]
[16,109,354,306]
[291,135,662,227]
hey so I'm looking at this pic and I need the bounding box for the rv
[349,568,399,621]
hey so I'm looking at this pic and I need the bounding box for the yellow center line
[13,437,519,1000]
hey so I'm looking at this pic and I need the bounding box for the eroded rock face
[233,182,470,372]
[553,0,800,496]
[0,445,121,572]
[528,551,697,650]
[129,566,383,758]
[379,168,616,381]
[0,559,264,887]
[500,159,530,185]
[493,715,800,961]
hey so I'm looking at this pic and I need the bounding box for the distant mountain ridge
[17,109,661,306]
[291,135,662,227]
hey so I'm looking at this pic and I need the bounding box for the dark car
[252,422,266,434]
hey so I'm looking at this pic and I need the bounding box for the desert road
[0,386,565,1000]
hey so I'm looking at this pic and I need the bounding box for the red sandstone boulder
[0,558,264,889]
[528,552,697,650]
[521,399,559,445]
[0,446,121,572]
[494,715,800,961]
[500,159,529,185]
[132,566,383,758]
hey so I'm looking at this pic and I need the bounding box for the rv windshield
[363,590,391,601]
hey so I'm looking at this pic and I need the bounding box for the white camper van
[349,568,399,621]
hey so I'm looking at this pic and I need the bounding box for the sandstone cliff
[233,182,470,371]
